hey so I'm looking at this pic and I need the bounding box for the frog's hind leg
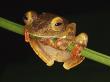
[63,33,88,70]
[24,29,54,67]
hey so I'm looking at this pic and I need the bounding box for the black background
[0,0,110,82]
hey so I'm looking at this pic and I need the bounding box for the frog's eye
[55,22,62,26]
[24,11,37,25]
[51,17,64,31]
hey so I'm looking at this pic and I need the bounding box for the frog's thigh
[75,33,88,46]
[29,40,54,66]
[63,56,85,70]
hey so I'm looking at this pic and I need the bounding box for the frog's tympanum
[24,11,88,70]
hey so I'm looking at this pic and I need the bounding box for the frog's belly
[38,42,71,62]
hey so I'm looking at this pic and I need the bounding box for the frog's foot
[63,55,85,70]
[63,33,88,70]
[75,33,88,47]
[71,33,88,59]
[63,44,85,70]
[24,29,30,42]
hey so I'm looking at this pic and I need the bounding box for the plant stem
[82,48,110,66]
[0,17,110,67]
[0,17,23,35]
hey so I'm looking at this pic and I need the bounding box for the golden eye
[55,22,62,26]
[24,11,37,25]
[51,17,64,31]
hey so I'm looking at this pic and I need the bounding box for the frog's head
[24,11,76,39]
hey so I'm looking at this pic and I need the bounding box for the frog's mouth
[29,33,67,40]
[29,33,71,51]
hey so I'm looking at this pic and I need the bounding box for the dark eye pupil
[55,22,62,26]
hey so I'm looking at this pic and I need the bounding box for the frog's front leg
[29,40,55,66]
[24,30,54,66]
[63,33,88,70]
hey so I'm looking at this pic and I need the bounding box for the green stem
[0,17,110,67]
[82,48,110,66]
[0,17,23,35]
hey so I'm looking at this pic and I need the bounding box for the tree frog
[24,11,88,70]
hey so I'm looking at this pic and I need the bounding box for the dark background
[0,0,110,82]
